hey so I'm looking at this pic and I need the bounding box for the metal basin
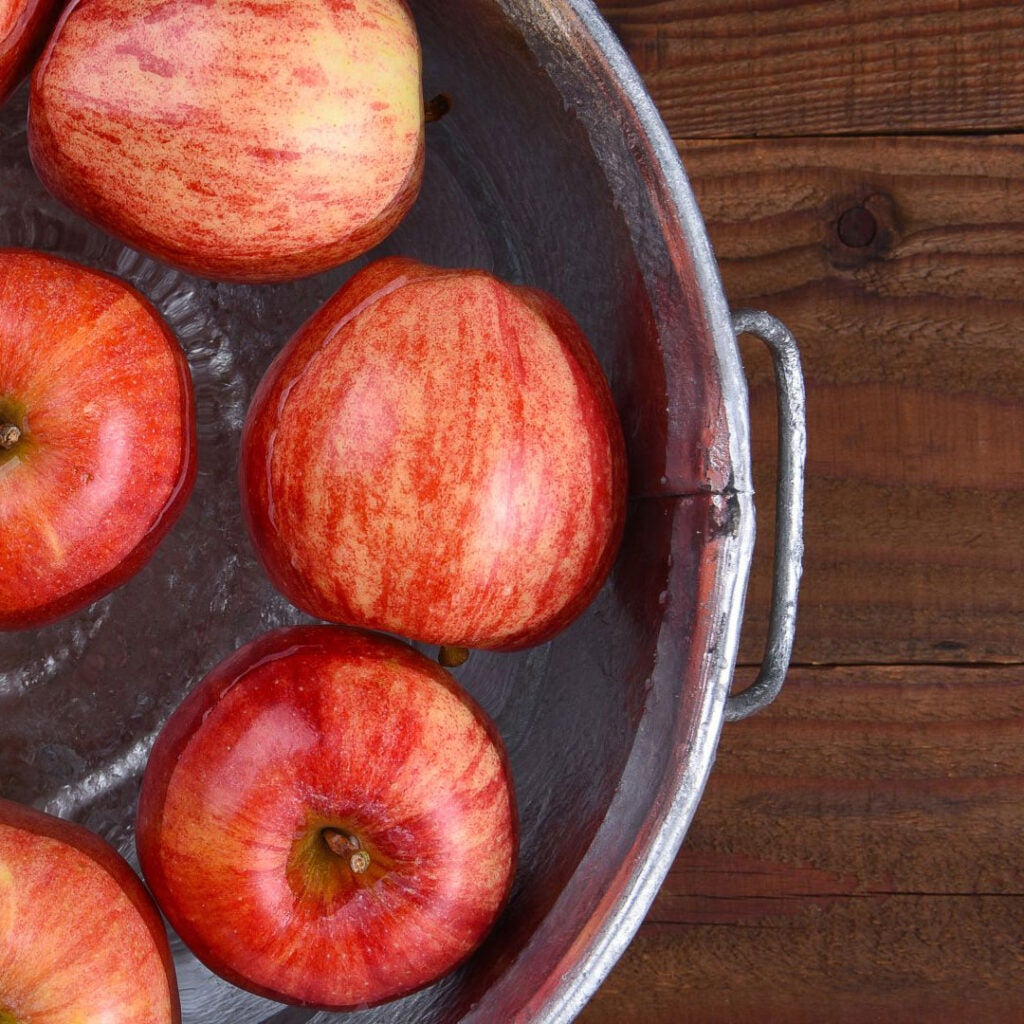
[0,0,805,1021]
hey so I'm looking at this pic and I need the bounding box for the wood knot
[827,190,898,269]
[837,206,877,248]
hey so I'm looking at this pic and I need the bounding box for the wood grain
[586,3,1022,1021]
[579,912,1024,1024]
[598,0,1024,138]
[579,666,1024,1023]
[678,135,1024,665]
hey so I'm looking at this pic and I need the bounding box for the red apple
[0,797,180,1023]
[136,625,518,1009]
[27,0,424,282]
[240,257,627,651]
[0,248,195,630]
[0,0,61,105]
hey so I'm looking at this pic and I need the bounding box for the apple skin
[239,257,627,651]
[0,797,181,1023]
[0,248,196,630]
[27,0,424,283]
[136,625,518,1010]
[0,0,62,106]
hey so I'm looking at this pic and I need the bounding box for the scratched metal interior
[0,2,750,1022]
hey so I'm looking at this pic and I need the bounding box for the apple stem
[322,827,371,874]
[0,423,20,450]
[438,645,470,668]
[424,93,451,123]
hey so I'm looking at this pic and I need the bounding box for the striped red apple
[0,248,195,630]
[27,0,424,282]
[136,625,517,1009]
[0,798,180,1023]
[240,257,627,652]
[0,0,61,105]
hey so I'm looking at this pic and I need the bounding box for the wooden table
[583,2,1024,1020]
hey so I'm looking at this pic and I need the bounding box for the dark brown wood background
[583,2,1024,1020]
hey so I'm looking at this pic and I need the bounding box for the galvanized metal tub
[0,0,805,1021]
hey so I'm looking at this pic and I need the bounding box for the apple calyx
[0,1005,22,1024]
[286,816,390,912]
[0,422,20,449]
[321,827,371,874]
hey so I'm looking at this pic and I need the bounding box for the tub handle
[724,310,807,722]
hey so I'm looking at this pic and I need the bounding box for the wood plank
[580,907,1024,1024]
[585,7,1023,1024]
[700,665,1024,903]
[676,135,1024,664]
[581,665,1024,1022]
[596,0,1024,138]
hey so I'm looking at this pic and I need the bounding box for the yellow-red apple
[27,0,424,282]
[0,797,180,1023]
[0,0,61,105]
[0,0,60,105]
[136,625,517,1009]
[0,248,195,630]
[240,256,627,651]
